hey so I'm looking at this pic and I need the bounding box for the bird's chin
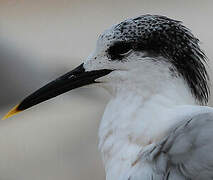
[94,81,121,97]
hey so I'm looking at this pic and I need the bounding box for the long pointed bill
[3,64,112,120]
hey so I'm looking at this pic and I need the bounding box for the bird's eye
[108,42,132,60]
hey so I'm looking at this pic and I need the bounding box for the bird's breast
[98,95,170,179]
[98,90,202,180]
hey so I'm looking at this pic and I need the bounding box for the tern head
[3,14,209,119]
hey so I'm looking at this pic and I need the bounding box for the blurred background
[0,0,212,179]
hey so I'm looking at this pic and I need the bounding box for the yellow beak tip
[2,104,22,120]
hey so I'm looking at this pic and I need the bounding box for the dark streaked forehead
[100,14,180,44]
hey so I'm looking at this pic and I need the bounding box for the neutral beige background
[0,0,212,179]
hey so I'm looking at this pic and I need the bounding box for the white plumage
[83,15,213,180]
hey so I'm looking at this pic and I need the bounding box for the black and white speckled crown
[106,14,209,104]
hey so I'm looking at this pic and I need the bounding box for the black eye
[107,42,132,60]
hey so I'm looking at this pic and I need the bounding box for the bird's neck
[98,78,197,178]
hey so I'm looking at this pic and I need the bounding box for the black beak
[3,63,112,119]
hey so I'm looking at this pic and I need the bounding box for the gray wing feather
[165,112,213,179]
[143,112,213,180]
